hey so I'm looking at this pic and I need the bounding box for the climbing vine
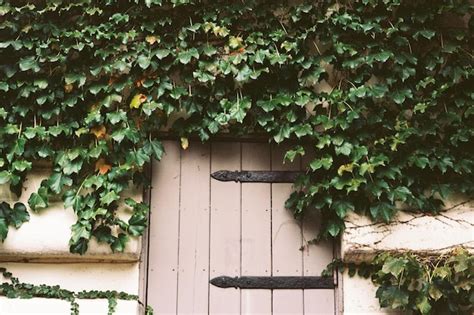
[0,267,152,315]
[0,0,473,312]
[325,248,473,314]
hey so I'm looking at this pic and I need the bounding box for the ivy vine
[0,1,472,311]
[325,248,473,314]
[0,267,152,315]
[1,0,471,253]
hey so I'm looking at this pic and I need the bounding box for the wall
[340,196,473,314]
[1,169,472,315]
[0,167,145,315]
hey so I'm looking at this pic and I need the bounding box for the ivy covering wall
[0,0,473,313]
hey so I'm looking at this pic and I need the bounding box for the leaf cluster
[0,0,472,256]
[0,267,151,315]
[328,248,473,314]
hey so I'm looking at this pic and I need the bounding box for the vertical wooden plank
[147,141,181,314]
[177,142,210,314]
[302,209,335,315]
[209,142,241,314]
[302,149,335,315]
[241,143,272,315]
[271,144,304,314]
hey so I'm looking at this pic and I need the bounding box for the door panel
[148,140,335,315]
[177,143,210,314]
[241,143,272,314]
[209,142,241,314]
[271,145,304,315]
[148,141,181,314]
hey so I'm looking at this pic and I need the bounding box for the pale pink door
[146,140,335,315]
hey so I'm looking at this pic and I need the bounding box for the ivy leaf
[0,218,8,242]
[177,48,199,64]
[111,233,129,252]
[69,238,89,255]
[155,49,170,59]
[137,55,151,69]
[93,225,114,244]
[0,171,11,184]
[70,221,91,244]
[416,296,431,314]
[28,188,49,211]
[100,191,119,206]
[144,139,164,161]
[128,214,147,236]
[382,257,406,277]
[391,89,413,105]
[130,94,147,109]
[332,201,354,219]
[310,155,333,171]
[370,202,395,222]
[294,124,312,138]
[106,111,127,124]
[335,142,353,156]
[47,172,72,194]
[376,286,409,309]
[19,57,38,72]
[273,124,291,143]
[326,221,341,237]
[9,203,29,228]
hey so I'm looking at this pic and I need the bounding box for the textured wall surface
[340,196,473,314]
[0,170,144,315]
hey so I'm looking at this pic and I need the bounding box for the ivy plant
[0,267,152,315]
[325,248,473,314]
[0,0,472,257]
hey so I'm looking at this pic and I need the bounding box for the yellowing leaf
[95,158,112,175]
[91,125,107,139]
[180,137,189,150]
[145,35,158,45]
[229,36,243,49]
[130,94,147,109]
[64,83,73,93]
[337,163,354,176]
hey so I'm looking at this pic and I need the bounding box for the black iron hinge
[211,170,303,183]
[210,276,335,290]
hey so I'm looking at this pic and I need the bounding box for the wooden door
[147,140,335,315]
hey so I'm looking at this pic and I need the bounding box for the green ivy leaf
[100,191,120,206]
[144,139,164,161]
[0,171,11,184]
[9,203,29,228]
[310,155,333,171]
[28,188,48,212]
[111,233,129,252]
[47,172,72,194]
[70,220,91,244]
[416,296,431,314]
[177,48,199,64]
[382,257,407,277]
[19,56,38,72]
[0,218,8,242]
[376,286,409,309]
[332,201,354,219]
[128,214,147,236]
[137,55,151,69]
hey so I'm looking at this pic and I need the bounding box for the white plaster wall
[0,263,141,315]
[340,196,473,314]
[342,196,473,263]
[341,271,401,315]
[0,170,145,315]
[0,168,142,262]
